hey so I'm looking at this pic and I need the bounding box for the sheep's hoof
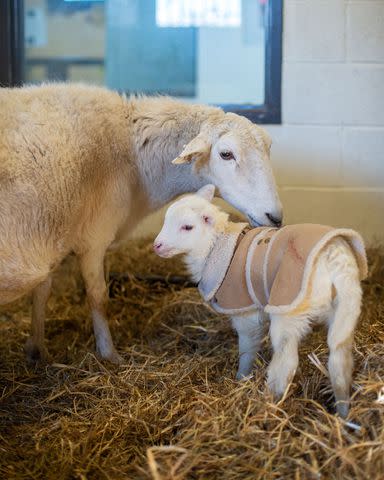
[24,339,49,365]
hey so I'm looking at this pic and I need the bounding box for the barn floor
[0,239,383,480]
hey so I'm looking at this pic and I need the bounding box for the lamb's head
[172,112,282,228]
[154,185,226,258]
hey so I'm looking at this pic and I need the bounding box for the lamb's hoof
[99,349,124,365]
[236,370,253,381]
[266,378,285,401]
[24,339,49,365]
[267,389,282,402]
[336,401,349,419]
[267,368,295,401]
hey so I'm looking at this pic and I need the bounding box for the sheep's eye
[220,150,235,161]
[181,225,194,231]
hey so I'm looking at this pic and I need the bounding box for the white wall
[133,0,384,245]
[269,0,384,243]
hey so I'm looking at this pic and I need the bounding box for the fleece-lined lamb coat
[198,223,367,316]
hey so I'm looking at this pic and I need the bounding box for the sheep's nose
[153,241,162,252]
[265,212,282,228]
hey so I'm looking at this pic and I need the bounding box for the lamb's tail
[327,238,363,349]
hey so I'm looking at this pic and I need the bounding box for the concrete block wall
[269,0,384,243]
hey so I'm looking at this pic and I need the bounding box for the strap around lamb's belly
[212,228,267,313]
[245,228,277,308]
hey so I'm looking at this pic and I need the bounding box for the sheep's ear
[172,133,211,165]
[196,184,215,202]
[253,125,272,152]
[262,129,272,152]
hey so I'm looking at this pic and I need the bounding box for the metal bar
[26,57,104,66]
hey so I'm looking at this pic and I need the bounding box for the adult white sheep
[154,185,367,417]
[0,83,282,364]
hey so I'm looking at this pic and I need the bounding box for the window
[0,0,282,123]
[156,1,241,28]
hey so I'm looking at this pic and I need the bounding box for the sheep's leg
[267,314,311,399]
[79,250,123,364]
[327,280,362,418]
[25,275,52,363]
[232,311,265,380]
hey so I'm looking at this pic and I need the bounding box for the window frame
[221,0,283,124]
[0,0,282,124]
[0,0,24,87]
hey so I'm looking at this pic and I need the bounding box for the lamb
[0,83,282,364]
[154,185,368,417]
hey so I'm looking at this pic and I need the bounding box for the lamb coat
[198,224,367,316]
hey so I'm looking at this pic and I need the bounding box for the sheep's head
[172,113,282,228]
[154,185,224,258]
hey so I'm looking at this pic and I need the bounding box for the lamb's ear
[196,184,215,202]
[202,213,215,226]
[172,133,211,165]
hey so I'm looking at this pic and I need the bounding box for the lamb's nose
[265,212,282,228]
[153,242,163,252]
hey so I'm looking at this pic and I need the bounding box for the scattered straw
[0,239,383,479]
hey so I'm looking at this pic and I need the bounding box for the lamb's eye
[220,150,235,161]
[181,225,194,231]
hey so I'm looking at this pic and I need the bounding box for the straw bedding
[0,238,383,479]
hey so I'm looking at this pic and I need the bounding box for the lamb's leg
[327,279,362,418]
[267,314,311,399]
[25,275,52,363]
[232,310,265,380]
[79,250,123,364]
